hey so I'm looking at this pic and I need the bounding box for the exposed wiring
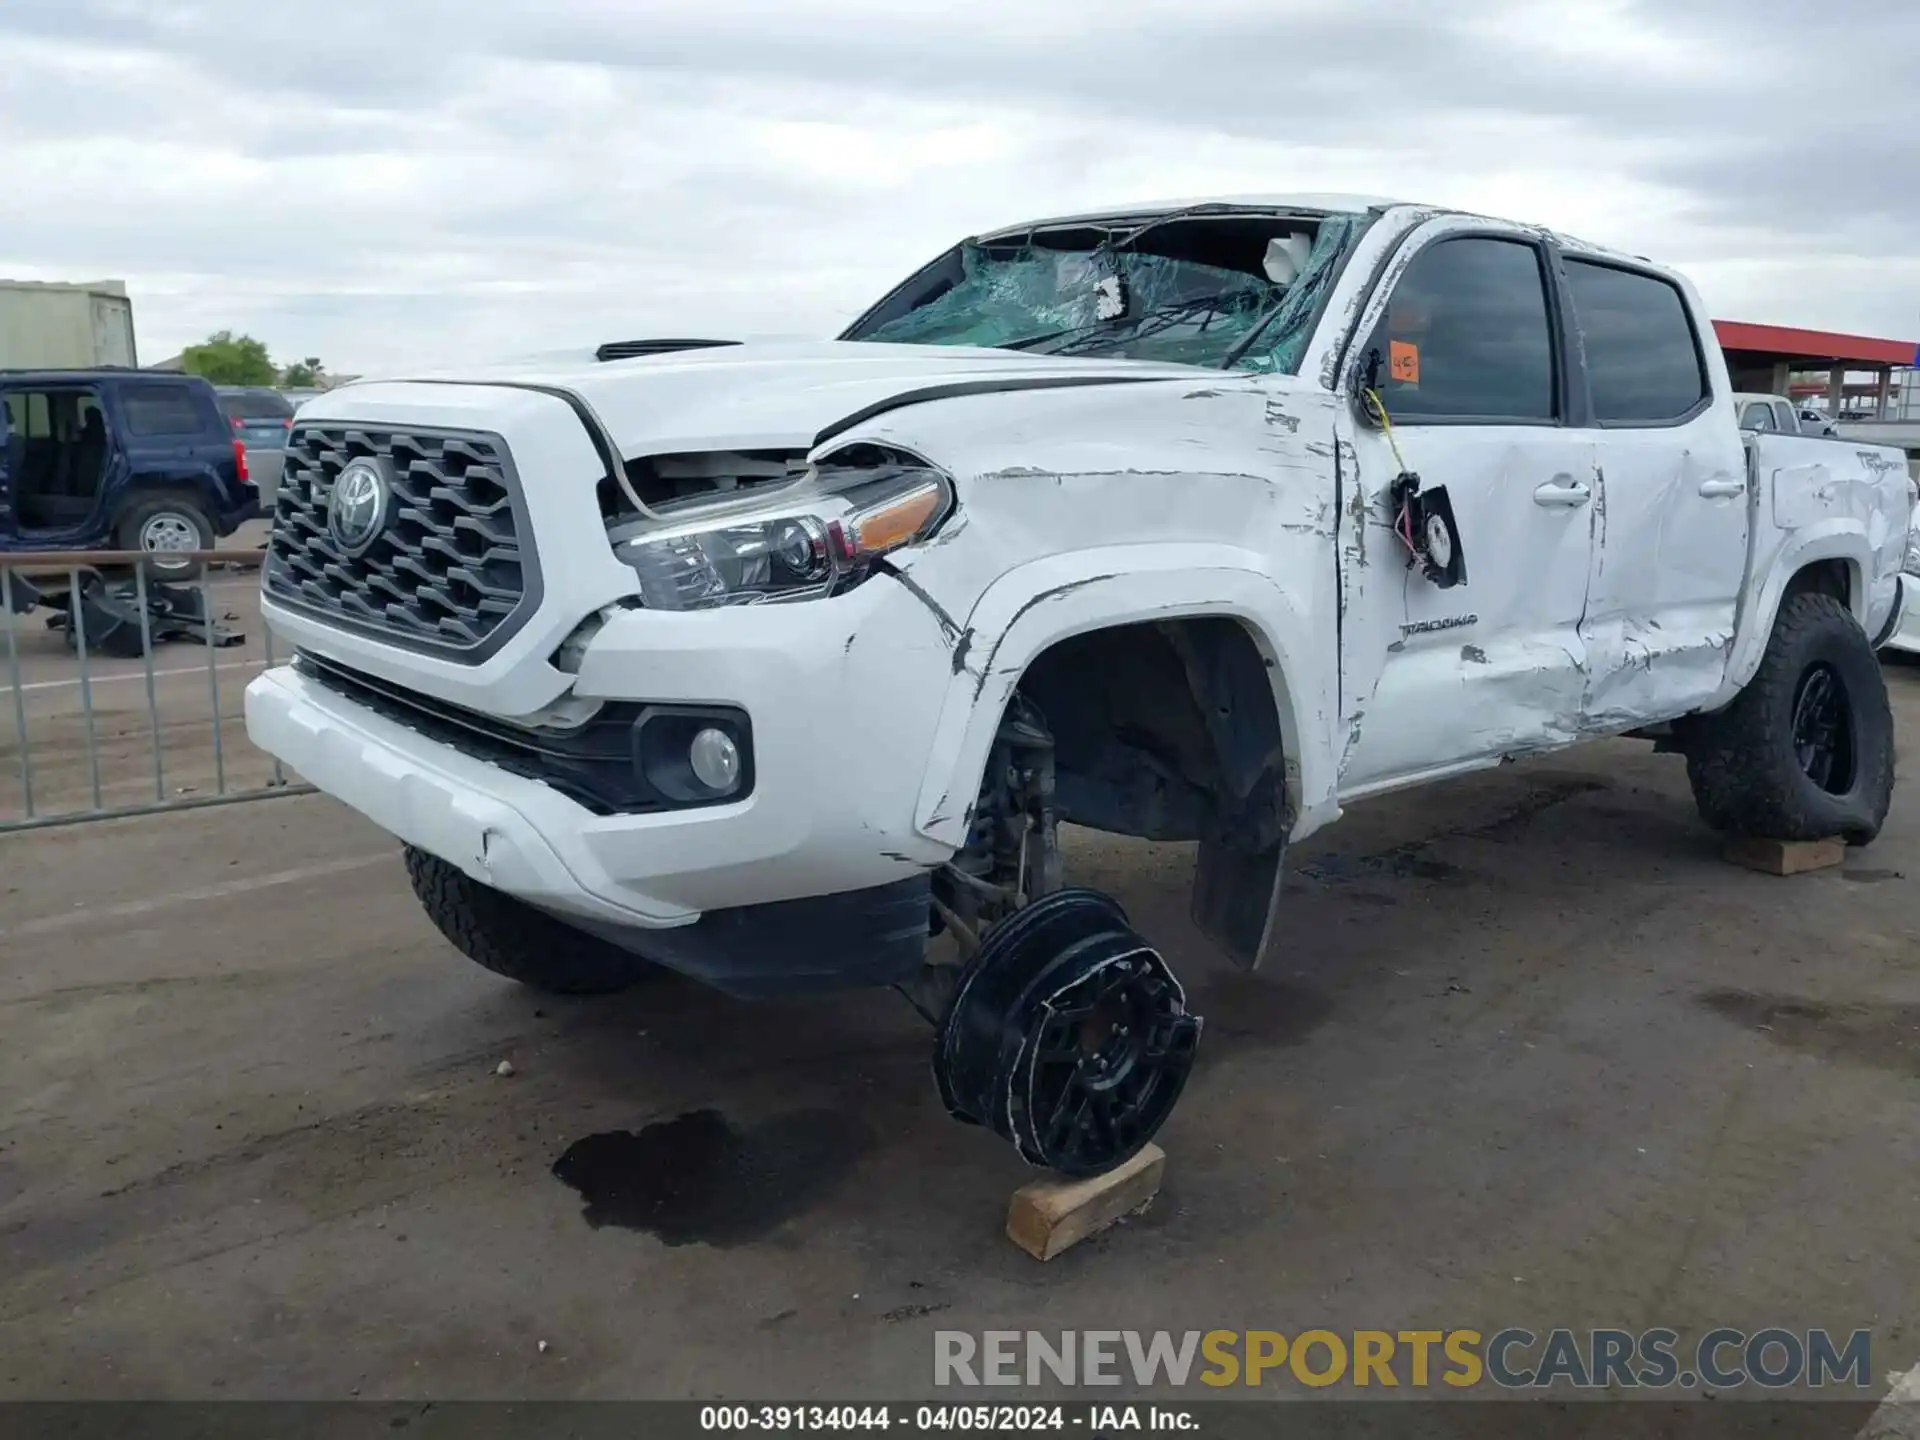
[1363,386,1424,561]
[1363,385,1413,473]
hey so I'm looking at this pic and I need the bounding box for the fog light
[689,727,741,793]
[633,706,753,805]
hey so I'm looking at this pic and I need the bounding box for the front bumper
[244,379,978,992]
[245,571,961,991]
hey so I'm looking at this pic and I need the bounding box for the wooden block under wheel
[1722,834,1846,876]
[1005,1144,1165,1262]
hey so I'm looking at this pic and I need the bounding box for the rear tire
[404,847,662,994]
[1680,592,1895,844]
[116,494,214,582]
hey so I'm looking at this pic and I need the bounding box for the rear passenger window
[1366,237,1556,422]
[1563,260,1707,424]
[223,391,293,420]
[1741,403,1776,431]
[123,384,207,437]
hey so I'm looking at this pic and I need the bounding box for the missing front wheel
[923,697,1204,1176]
[931,693,1063,955]
[933,888,1202,1177]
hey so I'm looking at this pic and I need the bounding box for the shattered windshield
[847,213,1367,374]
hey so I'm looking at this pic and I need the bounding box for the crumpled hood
[349,340,1215,460]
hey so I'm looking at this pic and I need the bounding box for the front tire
[1680,592,1895,844]
[404,848,662,994]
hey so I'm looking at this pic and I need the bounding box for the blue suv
[0,370,260,579]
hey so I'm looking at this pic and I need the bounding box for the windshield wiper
[1039,296,1233,358]
[996,327,1083,352]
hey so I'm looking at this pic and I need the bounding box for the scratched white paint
[856,374,1345,850]
[245,199,1912,950]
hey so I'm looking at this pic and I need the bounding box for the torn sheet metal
[1336,425,1595,792]
[1579,425,1749,727]
[843,373,1347,847]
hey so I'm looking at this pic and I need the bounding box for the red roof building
[1712,320,1918,419]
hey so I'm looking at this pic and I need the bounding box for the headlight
[612,454,952,611]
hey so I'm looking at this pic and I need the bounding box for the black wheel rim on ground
[1790,662,1857,795]
[934,887,1202,1177]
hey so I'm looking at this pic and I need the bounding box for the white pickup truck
[1733,391,1838,437]
[247,196,1910,1176]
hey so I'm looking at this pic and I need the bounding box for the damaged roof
[979,193,1410,236]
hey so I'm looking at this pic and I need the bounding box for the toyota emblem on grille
[328,459,391,557]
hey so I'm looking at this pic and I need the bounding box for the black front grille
[296,654,661,816]
[266,424,538,660]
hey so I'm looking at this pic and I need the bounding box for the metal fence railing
[0,550,312,833]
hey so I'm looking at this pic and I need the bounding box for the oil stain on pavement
[1698,989,1920,1078]
[551,1107,870,1246]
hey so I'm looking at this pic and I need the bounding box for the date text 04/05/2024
[698,1405,1195,1431]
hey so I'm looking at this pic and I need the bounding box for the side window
[6,391,52,440]
[1741,403,1776,431]
[1774,402,1797,434]
[122,383,207,437]
[1562,259,1707,424]
[1365,236,1556,422]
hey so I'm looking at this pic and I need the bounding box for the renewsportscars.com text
[934,1328,1872,1391]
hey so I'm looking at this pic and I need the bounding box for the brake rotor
[935,888,1202,1177]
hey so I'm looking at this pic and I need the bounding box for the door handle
[1533,477,1591,508]
[1698,478,1746,498]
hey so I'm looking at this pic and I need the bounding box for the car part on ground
[2,551,304,835]
[1680,592,1895,844]
[17,569,244,656]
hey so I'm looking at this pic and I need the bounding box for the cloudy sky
[2,0,1915,374]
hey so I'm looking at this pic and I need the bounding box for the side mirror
[1351,346,1386,427]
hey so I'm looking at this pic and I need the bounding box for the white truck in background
[1734,391,1838,437]
[0,279,136,370]
[245,196,1911,1177]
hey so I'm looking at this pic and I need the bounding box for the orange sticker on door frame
[1389,339,1420,385]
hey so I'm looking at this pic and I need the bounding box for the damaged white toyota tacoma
[247,196,1910,1176]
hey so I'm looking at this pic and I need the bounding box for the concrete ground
[2,616,1917,1408]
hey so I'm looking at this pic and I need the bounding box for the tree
[281,356,326,388]
[179,330,276,386]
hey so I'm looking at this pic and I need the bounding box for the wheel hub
[934,888,1202,1176]
[141,514,198,552]
[1790,662,1856,795]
